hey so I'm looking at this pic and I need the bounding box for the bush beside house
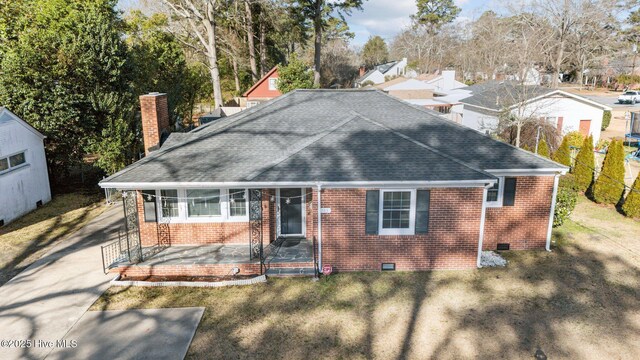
[565,131,584,148]
[573,135,595,192]
[592,140,625,204]
[601,110,611,131]
[552,136,571,167]
[537,138,550,158]
[622,174,640,218]
[554,174,578,227]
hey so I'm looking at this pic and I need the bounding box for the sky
[118,0,505,46]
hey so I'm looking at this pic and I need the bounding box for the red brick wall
[140,93,170,155]
[320,188,484,272]
[483,176,554,250]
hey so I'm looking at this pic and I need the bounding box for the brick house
[100,89,567,277]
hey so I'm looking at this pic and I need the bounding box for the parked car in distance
[618,90,640,104]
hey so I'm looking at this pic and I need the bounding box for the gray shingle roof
[101,89,566,187]
[460,81,554,110]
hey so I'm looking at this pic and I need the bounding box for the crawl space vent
[381,263,395,271]
[497,243,510,251]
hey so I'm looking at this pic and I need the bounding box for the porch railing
[101,226,129,273]
[260,236,285,274]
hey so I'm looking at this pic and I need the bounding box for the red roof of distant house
[242,66,281,99]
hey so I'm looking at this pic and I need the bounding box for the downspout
[477,184,491,268]
[316,183,322,271]
[545,174,561,252]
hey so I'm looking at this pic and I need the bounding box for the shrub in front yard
[622,174,640,218]
[552,136,571,166]
[554,185,578,227]
[537,138,550,158]
[573,135,595,192]
[565,131,584,148]
[601,110,612,131]
[593,139,626,204]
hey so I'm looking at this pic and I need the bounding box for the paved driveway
[0,204,123,360]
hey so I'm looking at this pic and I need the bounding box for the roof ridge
[371,89,566,170]
[244,114,360,181]
[351,110,496,180]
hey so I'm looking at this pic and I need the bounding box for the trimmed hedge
[573,135,595,192]
[601,110,611,131]
[593,139,626,204]
[622,173,640,218]
[552,136,571,166]
[537,138,550,158]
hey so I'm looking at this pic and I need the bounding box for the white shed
[0,108,52,226]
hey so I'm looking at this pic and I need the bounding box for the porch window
[379,190,416,235]
[228,188,247,217]
[160,189,180,218]
[187,189,221,217]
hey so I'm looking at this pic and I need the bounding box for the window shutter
[503,178,517,206]
[557,117,564,133]
[415,190,430,234]
[365,190,379,234]
[142,190,157,222]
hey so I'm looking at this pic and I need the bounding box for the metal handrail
[100,226,139,273]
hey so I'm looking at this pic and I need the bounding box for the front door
[279,188,304,236]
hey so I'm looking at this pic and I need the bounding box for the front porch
[110,237,316,277]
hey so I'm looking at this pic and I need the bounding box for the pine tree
[592,139,626,204]
[552,135,571,166]
[537,138,550,158]
[622,173,640,218]
[573,135,595,192]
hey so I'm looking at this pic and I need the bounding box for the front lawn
[0,192,105,285]
[93,199,640,359]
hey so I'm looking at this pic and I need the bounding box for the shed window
[229,189,247,217]
[187,189,221,217]
[0,158,7,172]
[9,152,26,167]
[160,190,180,218]
[268,78,278,90]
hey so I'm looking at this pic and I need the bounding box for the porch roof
[101,90,566,189]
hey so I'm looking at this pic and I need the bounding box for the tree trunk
[313,0,322,86]
[232,57,240,93]
[577,56,585,90]
[552,38,565,89]
[245,1,258,82]
[204,19,223,108]
[259,16,267,77]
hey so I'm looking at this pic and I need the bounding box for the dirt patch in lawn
[0,191,105,285]
[120,275,257,282]
[92,199,640,359]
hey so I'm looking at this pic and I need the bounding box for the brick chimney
[359,66,366,77]
[140,92,170,155]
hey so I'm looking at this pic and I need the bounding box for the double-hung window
[379,190,416,235]
[485,177,517,207]
[160,190,180,218]
[228,189,247,217]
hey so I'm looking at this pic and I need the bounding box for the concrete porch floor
[126,238,313,267]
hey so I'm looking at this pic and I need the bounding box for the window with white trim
[379,189,416,235]
[268,78,278,90]
[485,177,504,207]
[156,189,248,222]
[187,189,221,217]
[0,150,27,174]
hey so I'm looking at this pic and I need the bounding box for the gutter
[545,173,561,251]
[316,183,323,271]
[476,183,492,268]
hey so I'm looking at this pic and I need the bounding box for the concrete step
[265,267,316,277]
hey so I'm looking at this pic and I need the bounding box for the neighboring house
[0,108,51,226]
[356,58,408,86]
[459,81,611,143]
[99,90,567,277]
[375,78,436,104]
[241,67,281,108]
[423,70,467,92]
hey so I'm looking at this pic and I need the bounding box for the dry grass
[92,198,640,359]
[0,192,105,285]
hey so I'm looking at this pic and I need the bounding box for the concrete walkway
[0,204,123,360]
[46,308,204,360]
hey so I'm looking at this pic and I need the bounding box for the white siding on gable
[0,110,51,225]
